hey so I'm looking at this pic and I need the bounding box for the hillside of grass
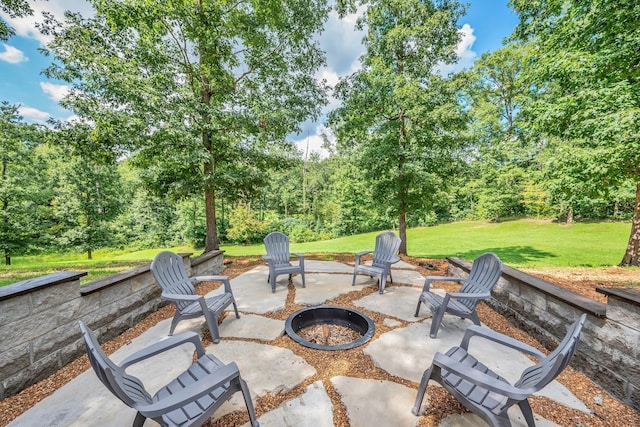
[0,219,633,287]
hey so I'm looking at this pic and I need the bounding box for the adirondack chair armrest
[119,331,206,368]
[291,252,305,260]
[355,250,373,265]
[192,275,229,284]
[432,353,530,401]
[421,276,464,292]
[132,363,240,418]
[460,325,546,359]
[192,275,233,293]
[446,291,491,300]
[262,255,275,266]
[161,292,200,303]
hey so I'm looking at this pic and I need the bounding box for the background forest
[1,0,639,265]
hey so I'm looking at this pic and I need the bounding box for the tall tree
[330,0,467,254]
[49,124,123,259]
[0,102,47,265]
[462,45,538,221]
[510,0,640,265]
[41,0,329,252]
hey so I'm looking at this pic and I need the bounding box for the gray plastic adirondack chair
[412,313,587,427]
[262,231,305,293]
[415,252,503,338]
[352,231,401,294]
[78,321,259,427]
[151,251,239,343]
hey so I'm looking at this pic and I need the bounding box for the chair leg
[204,311,222,344]
[271,274,276,293]
[411,365,434,416]
[352,271,357,286]
[379,274,387,294]
[133,412,147,427]
[232,299,240,319]
[239,376,260,427]
[168,313,181,336]
[468,310,481,326]
[414,299,422,317]
[429,306,445,338]
[300,270,306,288]
[518,399,536,427]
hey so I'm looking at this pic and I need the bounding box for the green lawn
[225,219,632,268]
[0,219,634,287]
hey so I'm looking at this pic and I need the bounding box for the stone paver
[305,260,354,273]
[206,340,316,396]
[439,409,559,427]
[225,265,288,313]
[242,381,335,427]
[220,313,284,341]
[294,273,356,306]
[390,268,425,287]
[353,286,424,322]
[364,319,590,413]
[331,376,419,427]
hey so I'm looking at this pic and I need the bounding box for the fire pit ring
[285,306,375,351]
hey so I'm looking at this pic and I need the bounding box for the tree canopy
[41,0,331,251]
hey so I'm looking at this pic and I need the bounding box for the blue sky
[0,1,519,155]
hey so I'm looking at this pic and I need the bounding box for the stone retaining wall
[0,251,224,401]
[447,257,640,411]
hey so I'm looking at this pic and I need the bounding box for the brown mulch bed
[1,254,639,427]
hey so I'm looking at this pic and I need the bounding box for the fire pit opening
[285,306,375,351]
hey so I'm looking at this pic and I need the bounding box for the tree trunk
[620,181,640,266]
[398,210,407,255]
[4,250,10,266]
[397,107,408,256]
[566,206,574,224]
[204,188,219,251]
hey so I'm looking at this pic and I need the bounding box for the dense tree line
[1,0,638,265]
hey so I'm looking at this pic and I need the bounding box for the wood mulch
[1,254,639,427]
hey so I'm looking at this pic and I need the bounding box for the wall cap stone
[191,250,224,268]
[447,256,607,318]
[597,287,640,307]
[0,272,86,301]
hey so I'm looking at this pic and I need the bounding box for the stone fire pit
[285,306,375,351]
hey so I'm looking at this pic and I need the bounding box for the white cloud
[436,23,478,76]
[40,81,69,102]
[320,9,366,77]
[0,1,95,45]
[17,106,51,124]
[0,43,28,63]
[292,123,335,159]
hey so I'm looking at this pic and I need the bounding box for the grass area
[0,219,634,287]
[0,245,196,287]
[225,219,632,268]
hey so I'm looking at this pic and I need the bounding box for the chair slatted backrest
[264,232,291,266]
[515,314,587,392]
[459,252,503,310]
[79,321,152,408]
[151,251,197,311]
[371,231,401,269]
